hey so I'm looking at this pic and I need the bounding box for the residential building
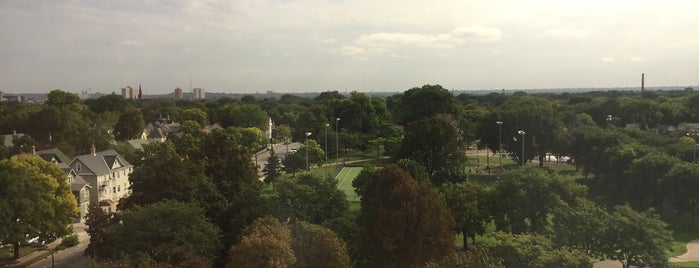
[69,148,133,212]
[141,116,181,142]
[36,148,91,222]
[193,87,205,99]
[174,87,183,99]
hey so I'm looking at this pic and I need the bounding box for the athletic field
[336,167,362,201]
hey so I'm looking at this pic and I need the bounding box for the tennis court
[336,166,362,201]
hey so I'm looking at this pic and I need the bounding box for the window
[113,187,116,193]
[76,163,81,171]
[118,186,120,192]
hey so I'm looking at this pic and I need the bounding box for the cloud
[339,26,502,58]
[630,56,644,62]
[601,57,615,62]
[545,28,590,39]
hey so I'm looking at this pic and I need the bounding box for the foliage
[60,233,79,248]
[118,141,222,212]
[84,204,119,258]
[440,181,488,250]
[602,205,673,268]
[425,247,504,268]
[0,155,78,259]
[358,165,455,267]
[113,108,145,141]
[104,201,222,265]
[274,174,348,224]
[291,221,351,268]
[396,116,466,184]
[392,84,458,125]
[489,167,586,234]
[264,148,282,187]
[226,216,296,268]
[550,198,610,257]
[490,232,592,268]
[665,162,699,224]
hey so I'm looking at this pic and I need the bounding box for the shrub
[60,234,79,248]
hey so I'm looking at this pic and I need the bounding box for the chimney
[13,130,16,135]
[641,73,645,91]
[31,145,36,155]
[91,145,97,156]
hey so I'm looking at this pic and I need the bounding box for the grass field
[336,167,362,202]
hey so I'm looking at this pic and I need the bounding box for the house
[35,148,91,222]
[141,116,181,142]
[69,148,133,212]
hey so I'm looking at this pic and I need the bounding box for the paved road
[27,223,90,268]
[254,142,300,173]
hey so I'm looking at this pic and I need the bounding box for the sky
[1,0,698,94]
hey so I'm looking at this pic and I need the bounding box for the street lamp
[518,130,526,166]
[336,118,340,166]
[496,121,503,172]
[305,132,312,171]
[325,123,329,172]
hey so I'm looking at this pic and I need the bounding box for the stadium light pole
[496,121,503,173]
[518,130,526,166]
[305,132,312,171]
[336,118,340,166]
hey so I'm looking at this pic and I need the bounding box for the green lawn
[0,245,39,264]
[336,167,362,202]
[670,262,699,267]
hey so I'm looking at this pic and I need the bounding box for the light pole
[336,118,340,166]
[325,123,329,172]
[305,132,312,171]
[518,130,526,166]
[496,121,503,172]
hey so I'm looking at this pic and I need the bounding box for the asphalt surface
[27,223,90,268]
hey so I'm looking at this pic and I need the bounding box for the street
[28,223,90,268]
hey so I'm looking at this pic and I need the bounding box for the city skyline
[1,0,698,94]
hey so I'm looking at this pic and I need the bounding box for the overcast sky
[1,0,697,94]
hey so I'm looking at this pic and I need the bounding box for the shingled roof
[71,149,132,175]
[36,148,71,164]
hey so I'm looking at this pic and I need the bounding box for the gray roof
[36,148,71,164]
[70,149,132,176]
[2,133,25,147]
[71,176,90,192]
[127,139,150,150]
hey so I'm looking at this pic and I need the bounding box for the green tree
[226,216,296,268]
[393,84,458,125]
[282,151,306,176]
[84,204,119,258]
[118,142,222,212]
[182,107,209,126]
[84,94,127,114]
[627,152,678,211]
[665,162,699,224]
[0,155,78,259]
[275,174,348,224]
[104,201,222,264]
[291,221,351,268]
[275,124,292,144]
[440,181,488,250]
[550,198,609,258]
[46,89,81,109]
[396,116,466,184]
[265,148,283,188]
[113,108,145,141]
[490,167,586,234]
[222,104,269,130]
[358,165,455,267]
[490,232,592,268]
[602,205,672,268]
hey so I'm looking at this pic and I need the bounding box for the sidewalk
[4,223,87,268]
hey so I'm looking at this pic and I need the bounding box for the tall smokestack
[641,73,645,91]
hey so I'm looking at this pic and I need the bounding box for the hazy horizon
[2,1,698,94]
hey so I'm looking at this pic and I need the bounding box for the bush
[60,234,79,248]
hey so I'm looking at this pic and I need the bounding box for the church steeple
[138,84,143,100]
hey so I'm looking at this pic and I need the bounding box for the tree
[118,142,222,212]
[393,84,459,125]
[227,216,296,268]
[104,201,222,265]
[222,104,269,130]
[498,96,564,167]
[282,151,306,176]
[358,165,455,267]
[602,205,672,268]
[490,232,592,268]
[550,198,609,258]
[396,116,466,184]
[665,162,699,224]
[84,94,127,113]
[0,155,78,259]
[626,152,678,211]
[490,167,586,234]
[84,204,119,258]
[264,148,282,188]
[275,124,291,144]
[440,181,488,250]
[182,107,209,126]
[46,89,81,108]
[291,221,351,268]
[113,108,145,141]
[275,174,348,224]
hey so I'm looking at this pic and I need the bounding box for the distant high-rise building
[193,88,205,99]
[80,90,89,100]
[121,86,138,99]
[174,87,183,99]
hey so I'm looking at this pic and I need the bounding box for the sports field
[336,167,362,201]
